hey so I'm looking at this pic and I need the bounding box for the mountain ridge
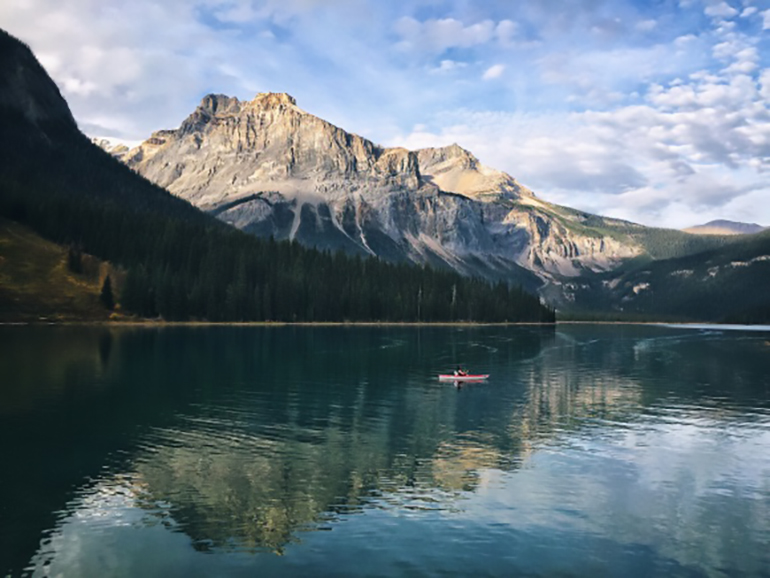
[113,93,673,296]
[113,91,740,306]
[683,219,766,236]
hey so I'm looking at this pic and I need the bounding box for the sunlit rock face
[120,93,642,293]
[91,138,130,160]
[416,144,534,202]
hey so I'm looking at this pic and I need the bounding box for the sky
[2,0,770,229]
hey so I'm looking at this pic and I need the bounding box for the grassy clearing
[0,217,114,321]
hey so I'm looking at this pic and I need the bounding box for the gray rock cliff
[120,92,643,295]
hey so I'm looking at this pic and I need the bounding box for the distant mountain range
[103,92,740,306]
[683,220,766,236]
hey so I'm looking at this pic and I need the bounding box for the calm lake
[2,324,769,577]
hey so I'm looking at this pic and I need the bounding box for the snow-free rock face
[91,138,130,160]
[122,92,642,294]
[417,144,534,201]
[124,93,425,207]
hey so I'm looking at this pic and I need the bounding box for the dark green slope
[537,202,738,262]
[0,29,553,323]
[568,228,770,322]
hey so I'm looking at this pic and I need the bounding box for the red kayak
[438,374,489,381]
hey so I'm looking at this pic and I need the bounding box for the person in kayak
[454,365,468,376]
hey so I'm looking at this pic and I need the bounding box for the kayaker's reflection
[454,365,467,389]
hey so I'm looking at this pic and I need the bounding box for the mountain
[91,137,130,161]
[0,29,214,225]
[121,92,551,286]
[0,28,552,323]
[119,93,734,302]
[683,219,766,236]
[565,227,770,322]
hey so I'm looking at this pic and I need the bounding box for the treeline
[0,180,552,322]
[578,214,735,261]
[629,227,735,261]
[628,245,770,323]
[0,51,553,323]
[565,228,770,323]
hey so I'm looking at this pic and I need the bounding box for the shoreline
[0,319,557,327]
[2,319,769,328]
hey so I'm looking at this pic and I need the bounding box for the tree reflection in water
[4,324,769,576]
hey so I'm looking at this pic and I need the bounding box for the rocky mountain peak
[91,137,130,160]
[199,94,242,115]
[193,92,299,118]
[416,143,533,201]
[250,92,298,108]
[178,92,305,136]
[122,89,426,208]
[178,94,241,134]
[418,144,478,171]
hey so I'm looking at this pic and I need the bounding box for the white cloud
[429,60,467,74]
[0,0,231,137]
[535,37,709,108]
[210,0,358,24]
[704,2,739,19]
[762,9,770,29]
[482,64,505,80]
[713,40,741,60]
[211,1,260,23]
[495,20,518,45]
[0,0,405,141]
[635,19,658,32]
[724,51,758,74]
[391,54,770,228]
[394,17,496,54]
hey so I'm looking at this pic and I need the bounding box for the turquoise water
[1,324,769,577]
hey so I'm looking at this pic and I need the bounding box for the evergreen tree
[100,275,114,311]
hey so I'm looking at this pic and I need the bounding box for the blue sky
[3,0,770,228]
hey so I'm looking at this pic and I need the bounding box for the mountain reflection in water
[2,324,769,577]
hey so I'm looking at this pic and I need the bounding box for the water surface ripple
[1,324,769,577]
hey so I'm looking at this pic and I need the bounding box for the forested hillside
[558,208,736,261]
[565,228,770,323]
[0,29,554,323]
